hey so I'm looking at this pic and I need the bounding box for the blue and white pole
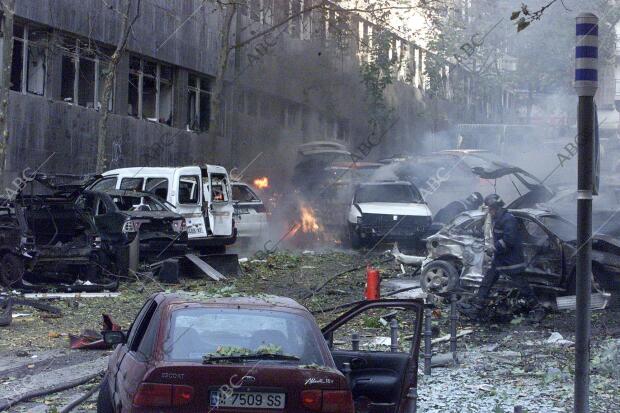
[574,12,598,413]
[575,13,598,96]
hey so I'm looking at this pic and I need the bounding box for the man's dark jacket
[492,210,525,273]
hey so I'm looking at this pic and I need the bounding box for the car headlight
[122,220,138,233]
[171,219,187,233]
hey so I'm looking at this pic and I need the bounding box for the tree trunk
[207,3,237,151]
[95,60,118,173]
[0,0,15,179]
[95,0,139,173]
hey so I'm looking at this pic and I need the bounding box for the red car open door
[322,299,424,413]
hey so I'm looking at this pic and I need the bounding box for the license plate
[210,391,285,409]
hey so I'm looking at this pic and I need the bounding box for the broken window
[145,178,169,200]
[60,37,113,110]
[179,176,200,204]
[9,23,48,95]
[187,73,212,131]
[120,177,144,191]
[128,56,174,125]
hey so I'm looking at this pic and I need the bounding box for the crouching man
[459,194,546,322]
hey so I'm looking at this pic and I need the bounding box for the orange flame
[300,205,321,233]
[253,176,269,189]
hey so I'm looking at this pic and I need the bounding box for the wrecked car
[76,190,188,263]
[231,181,268,240]
[347,181,432,249]
[376,150,555,214]
[0,174,117,290]
[98,293,423,413]
[94,165,236,253]
[419,208,620,298]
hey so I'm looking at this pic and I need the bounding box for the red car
[97,293,423,413]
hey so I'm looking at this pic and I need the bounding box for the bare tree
[95,0,142,173]
[0,0,15,178]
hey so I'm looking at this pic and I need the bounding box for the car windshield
[112,195,168,212]
[162,308,325,365]
[541,215,576,241]
[355,184,422,203]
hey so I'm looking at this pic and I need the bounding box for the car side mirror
[103,330,127,345]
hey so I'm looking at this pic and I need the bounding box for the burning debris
[253,176,270,189]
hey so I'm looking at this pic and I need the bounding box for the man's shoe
[458,298,485,320]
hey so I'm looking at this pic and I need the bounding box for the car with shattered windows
[0,174,117,290]
[347,181,432,249]
[420,208,620,301]
[76,190,188,263]
[97,293,423,413]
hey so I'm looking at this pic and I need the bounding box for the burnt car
[347,181,432,249]
[76,190,187,262]
[375,150,555,214]
[98,293,423,413]
[0,174,116,289]
[420,208,620,297]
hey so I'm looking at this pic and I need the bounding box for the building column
[45,31,62,101]
[173,68,188,130]
[113,53,129,116]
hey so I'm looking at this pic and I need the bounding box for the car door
[207,172,234,236]
[321,299,423,413]
[232,184,266,237]
[516,216,563,289]
[113,298,159,412]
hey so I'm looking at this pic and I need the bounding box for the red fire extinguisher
[364,266,381,300]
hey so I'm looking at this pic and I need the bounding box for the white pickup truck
[92,166,236,252]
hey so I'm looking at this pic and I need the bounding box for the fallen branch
[59,383,101,413]
[0,372,103,412]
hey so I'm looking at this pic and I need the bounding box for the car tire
[420,260,459,293]
[97,374,115,413]
[0,253,25,288]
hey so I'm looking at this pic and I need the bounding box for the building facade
[1,0,464,187]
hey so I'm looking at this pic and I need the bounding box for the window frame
[10,22,48,96]
[187,73,212,132]
[60,37,115,110]
[129,56,174,125]
[178,175,201,205]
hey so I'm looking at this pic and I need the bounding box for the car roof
[157,293,309,312]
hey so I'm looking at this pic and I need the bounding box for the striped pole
[574,12,598,413]
[575,13,598,96]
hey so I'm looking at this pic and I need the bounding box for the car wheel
[420,260,459,293]
[97,374,115,413]
[0,253,25,288]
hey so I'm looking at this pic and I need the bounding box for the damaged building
[0,0,520,186]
